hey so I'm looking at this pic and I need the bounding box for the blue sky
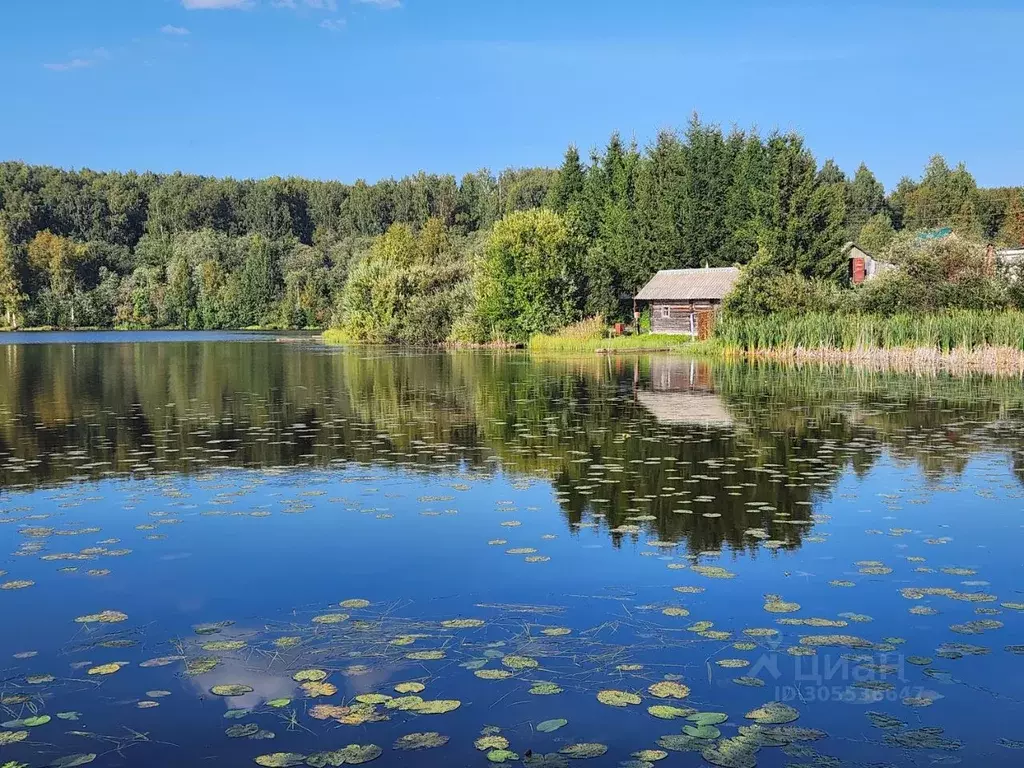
[2,0,1022,190]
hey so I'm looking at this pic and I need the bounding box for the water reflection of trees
[2,342,1022,555]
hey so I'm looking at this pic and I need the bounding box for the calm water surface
[0,334,1022,767]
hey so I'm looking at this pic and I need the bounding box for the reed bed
[715,311,1024,353]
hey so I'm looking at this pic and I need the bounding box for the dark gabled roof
[635,267,741,302]
[843,241,876,260]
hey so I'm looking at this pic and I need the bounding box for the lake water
[0,334,1022,768]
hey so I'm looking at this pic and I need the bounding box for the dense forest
[1,116,1022,339]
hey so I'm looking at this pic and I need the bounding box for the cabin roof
[635,267,741,302]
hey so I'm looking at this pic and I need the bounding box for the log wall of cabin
[650,301,719,335]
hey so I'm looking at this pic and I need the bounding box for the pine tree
[803,180,848,280]
[846,163,885,239]
[723,131,766,262]
[633,130,687,286]
[858,212,896,255]
[680,115,730,266]
[545,146,586,214]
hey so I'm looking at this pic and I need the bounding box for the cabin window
[661,305,671,319]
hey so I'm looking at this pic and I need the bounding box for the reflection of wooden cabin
[650,358,714,392]
[636,391,734,427]
[635,267,740,336]
[638,358,733,427]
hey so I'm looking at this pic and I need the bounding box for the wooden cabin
[634,267,740,336]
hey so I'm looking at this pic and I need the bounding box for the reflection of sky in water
[0,338,1022,767]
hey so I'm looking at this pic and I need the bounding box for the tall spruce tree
[546,145,586,214]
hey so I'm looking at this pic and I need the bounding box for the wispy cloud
[274,0,339,10]
[44,47,110,72]
[161,25,191,35]
[182,0,252,9]
[44,58,94,72]
[354,0,401,9]
[320,18,346,31]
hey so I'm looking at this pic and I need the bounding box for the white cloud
[182,0,252,9]
[44,48,110,72]
[353,0,401,8]
[44,58,95,72]
[161,25,191,35]
[320,18,346,30]
[275,0,339,9]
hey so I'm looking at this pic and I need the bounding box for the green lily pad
[487,750,520,763]
[292,669,328,683]
[648,681,689,699]
[393,732,449,750]
[211,684,254,697]
[254,754,307,767]
[226,723,260,738]
[559,743,608,759]
[745,702,799,724]
[528,682,563,695]
[475,736,511,750]
[596,689,641,707]
[537,718,568,733]
[647,705,696,720]
[48,756,97,768]
[502,655,539,670]
[688,712,728,726]
[683,724,721,739]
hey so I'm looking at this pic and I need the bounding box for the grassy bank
[528,332,695,353]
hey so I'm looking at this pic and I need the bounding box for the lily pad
[688,712,728,726]
[683,724,721,739]
[632,750,667,762]
[528,682,563,695]
[502,655,539,670]
[405,650,445,661]
[255,754,307,767]
[211,684,254,697]
[394,682,425,693]
[701,738,758,768]
[87,663,123,676]
[393,732,449,750]
[487,750,520,763]
[537,718,568,733]
[475,669,514,680]
[476,735,511,750]
[596,689,641,707]
[440,619,485,629]
[745,702,799,725]
[74,610,127,624]
[339,599,370,609]
[647,705,695,719]
[411,699,460,714]
[226,723,260,738]
[648,681,690,699]
[560,743,608,759]
[293,669,328,683]
[48,756,96,768]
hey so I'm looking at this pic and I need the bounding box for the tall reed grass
[715,311,1024,352]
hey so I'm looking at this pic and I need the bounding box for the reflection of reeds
[737,345,1024,376]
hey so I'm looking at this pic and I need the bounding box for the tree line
[1,115,1022,338]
